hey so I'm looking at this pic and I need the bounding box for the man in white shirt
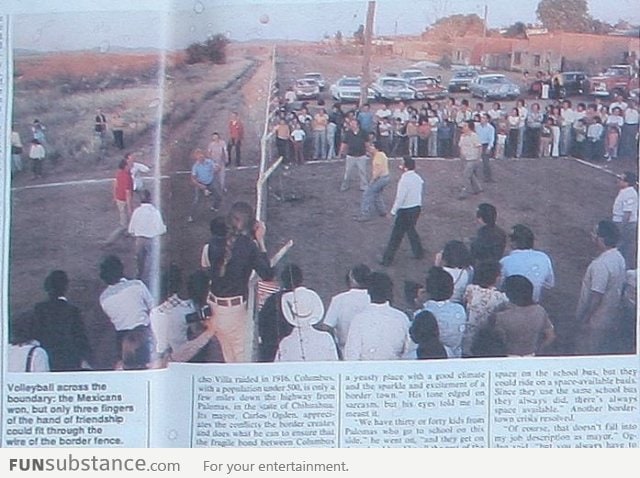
[128,190,167,294]
[500,224,555,303]
[323,264,371,355]
[380,157,424,267]
[609,93,628,112]
[612,172,638,269]
[458,120,483,199]
[99,255,154,363]
[125,152,151,198]
[344,272,410,361]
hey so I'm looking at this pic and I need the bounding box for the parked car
[447,70,478,92]
[371,77,416,102]
[589,64,639,98]
[400,69,424,81]
[303,72,326,91]
[408,76,447,100]
[330,76,376,103]
[469,74,520,101]
[295,78,320,100]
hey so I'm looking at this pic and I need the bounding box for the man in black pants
[380,157,424,266]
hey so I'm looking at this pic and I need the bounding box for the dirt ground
[8,44,638,370]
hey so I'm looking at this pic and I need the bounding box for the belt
[208,293,245,307]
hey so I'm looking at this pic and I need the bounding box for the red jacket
[229,120,244,140]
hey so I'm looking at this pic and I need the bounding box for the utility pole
[481,4,488,69]
[360,1,376,108]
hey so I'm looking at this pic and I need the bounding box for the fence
[246,45,292,361]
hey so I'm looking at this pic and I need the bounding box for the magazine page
[2,0,640,450]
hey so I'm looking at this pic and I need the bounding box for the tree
[503,21,528,38]
[185,34,229,65]
[428,14,485,41]
[354,24,365,44]
[589,19,614,35]
[536,0,591,32]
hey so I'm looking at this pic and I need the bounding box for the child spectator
[409,310,447,359]
[418,267,467,358]
[435,240,473,304]
[406,117,419,157]
[462,261,508,357]
[290,123,306,165]
[29,138,45,179]
[586,116,604,161]
[539,117,553,158]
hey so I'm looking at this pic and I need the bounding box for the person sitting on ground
[323,264,371,356]
[418,266,466,358]
[258,263,303,362]
[274,286,338,362]
[461,261,508,357]
[8,311,50,373]
[434,240,473,304]
[469,203,507,265]
[32,270,91,372]
[409,310,447,360]
[491,275,555,357]
[344,272,410,361]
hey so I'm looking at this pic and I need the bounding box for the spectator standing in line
[104,159,132,246]
[29,139,46,179]
[188,149,221,223]
[99,255,154,365]
[492,275,555,356]
[339,119,370,192]
[619,100,638,161]
[273,118,291,164]
[10,127,23,176]
[469,203,507,265]
[325,119,337,159]
[357,103,375,136]
[128,189,167,293]
[500,224,555,303]
[586,116,604,161]
[31,119,47,147]
[94,108,108,159]
[380,156,424,267]
[206,202,275,362]
[228,111,244,166]
[125,152,152,200]
[559,100,575,157]
[312,108,329,161]
[457,120,483,199]
[344,272,410,361]
[290,123,306,164]
[32,270,91,372]
[476,113,495,183]
[8,312,50,373]
[356,141,391,222]
[111,112,126,150]
[612,172,638,269]
[257,264,302,362]
[207,132,228,192]
[323,264,371,356]
[274,286,338,362]
[525,102,544,158]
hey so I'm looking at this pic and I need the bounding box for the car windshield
[383,79,407,88]
[305,74,322,80]
[454,71,476,78]
[481,76,507,85]
[412,79,435,87]
[341,79,360,87]
[604,67,628,77]
[297,80,317,87]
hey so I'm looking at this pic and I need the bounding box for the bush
[186,34,229,65]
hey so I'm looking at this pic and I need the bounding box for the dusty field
[7,43,637,370]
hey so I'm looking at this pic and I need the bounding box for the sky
[6,0,640,52]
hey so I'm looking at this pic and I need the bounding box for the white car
[371,77,416,102]
[295,79,320,100]
[303,72,326,91]
[330,77,376,103]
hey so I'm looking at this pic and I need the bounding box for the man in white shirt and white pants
[380,156,424,267]
[128,189,167,297]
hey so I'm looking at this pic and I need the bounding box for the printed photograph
[6,0,639,373]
